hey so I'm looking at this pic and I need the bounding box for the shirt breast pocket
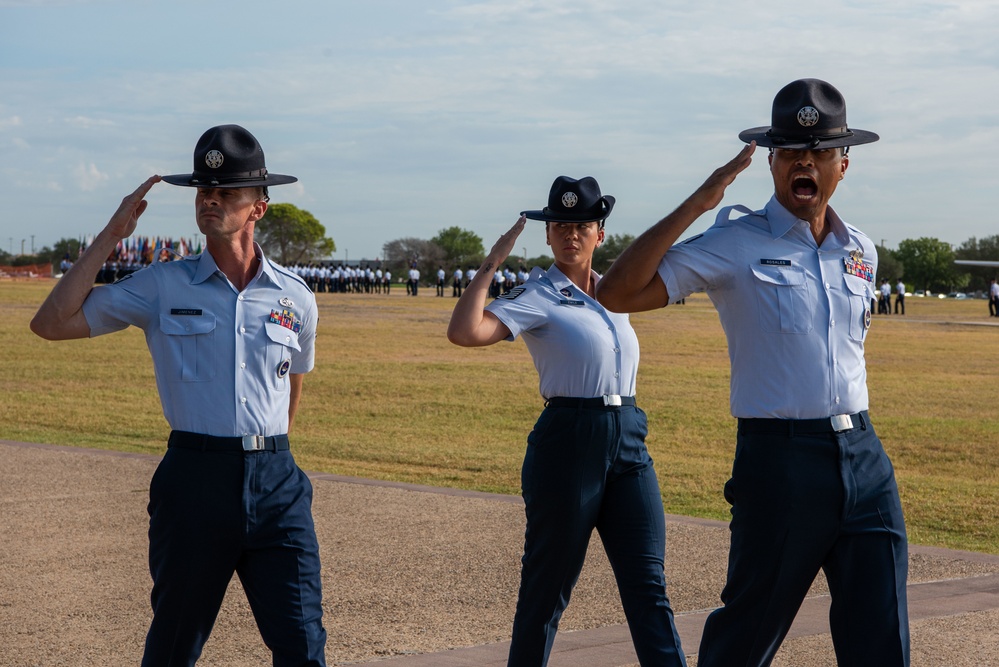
[843,275,875,341]
[159,314,217,382]
[750,264,813,334]
[263,322,302,391]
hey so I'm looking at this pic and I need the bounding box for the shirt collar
[191,242,281,287]
[192,249,221,285]
[255,245,284,287]
[764,195,849,248]
[544,263,601,293]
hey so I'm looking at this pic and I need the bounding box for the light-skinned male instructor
[31,124,327,666]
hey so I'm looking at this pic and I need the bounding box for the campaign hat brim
[739,126,879,150]
[521,196,615,223]
[161,172,298,188]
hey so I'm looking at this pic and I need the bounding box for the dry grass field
[3,279,997,553]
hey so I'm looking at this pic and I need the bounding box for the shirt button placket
[234,293,249,427]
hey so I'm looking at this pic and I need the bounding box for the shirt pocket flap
[159,313,217,336]
[750,264,806,287]
[264,321,302,352]
[843,274,875,300]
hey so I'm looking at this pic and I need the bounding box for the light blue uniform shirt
[82,246,317,437]
[657,196,877,419]
[486,265,639,400]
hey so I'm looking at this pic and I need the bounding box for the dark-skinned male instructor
[596,79,909,667]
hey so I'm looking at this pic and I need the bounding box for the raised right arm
[30,176,160,340]
[446,215,525,347]
[596,144,755,313]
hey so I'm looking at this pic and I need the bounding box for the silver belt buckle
[242,435,266,451]
[602,394,622,407]
[830,414,854,432]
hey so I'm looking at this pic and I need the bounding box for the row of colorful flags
[79,235,204,265]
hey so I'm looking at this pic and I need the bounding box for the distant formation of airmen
[286,262,530,296]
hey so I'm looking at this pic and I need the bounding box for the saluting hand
[483,215,527,267]
[107,176,161,239]
[687,142,756,214]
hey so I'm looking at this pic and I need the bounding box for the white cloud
[2,0,998,258]
[64,116,115,129]
[73,162,110,191]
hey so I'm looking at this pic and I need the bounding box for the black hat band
[541,200,611,219]
[189,168,270,186]
[767,127,854,148]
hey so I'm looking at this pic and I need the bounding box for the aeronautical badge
[864,308,872,330]
[205,150,224,169]
[277,358,291,379]
[279,297,294,308]
[850,249,864,262]
[497,286,526,300]
[560,288,573,298]
[562,192,578,208]
[798,106,819,127]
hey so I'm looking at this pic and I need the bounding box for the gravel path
[3,440,998,666]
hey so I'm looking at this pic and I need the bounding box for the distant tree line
[379,226,639,284]
[375,229,999,293]
[13,224,998,295]
[13,203,336,273]
[878,234,999,294]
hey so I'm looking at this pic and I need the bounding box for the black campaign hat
[521,176,615,223]
[162,124,297,188]
[739,79,879,150]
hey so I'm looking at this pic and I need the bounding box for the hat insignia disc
[797,106,820,127]
[205,150,224,169]
[561,192,578,208]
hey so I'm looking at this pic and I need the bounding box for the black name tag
[559,299,584,306]
[170,308,203,316]
[760,259,791,266]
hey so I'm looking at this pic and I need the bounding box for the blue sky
[2,0,998,262]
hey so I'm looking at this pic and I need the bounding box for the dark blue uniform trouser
[142,445,327,666]
[508,404,686,667]
[697,412,909,667]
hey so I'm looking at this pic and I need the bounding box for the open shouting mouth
[792,175,818,200]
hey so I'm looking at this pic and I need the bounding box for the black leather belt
[738,412,866,436]
[168,430,290,452]
[545,395,636,409]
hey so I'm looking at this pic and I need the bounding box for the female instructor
[447,176,686,667]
